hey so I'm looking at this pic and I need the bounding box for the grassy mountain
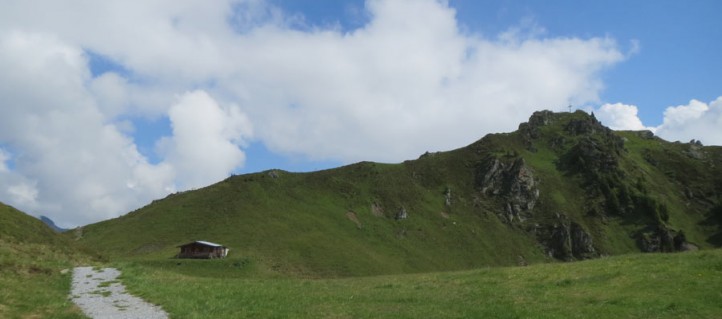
[0,202,97,318]
[1,203,64,244]
[77,110,722,277]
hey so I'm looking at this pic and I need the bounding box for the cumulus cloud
[0,30,247,227]
[0,0,630,226]
[7,181,39,208]
[218,1,625,161]
[594,103,650,130]
[0,30,176,226]
[592,97,722,144]
[159,91,252,189]
[655,97,722,144]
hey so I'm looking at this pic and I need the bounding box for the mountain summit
[39,216,67,233]
[77,110,722,276]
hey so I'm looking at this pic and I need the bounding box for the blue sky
[1,0,721,227]
[456,0,721,120]
[272,0,722,125]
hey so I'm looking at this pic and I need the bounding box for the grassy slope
[78,111,722,277]
[79,156,548,276]
[117,249,722,318]
[616,130,722,246]
[0,203,95,319]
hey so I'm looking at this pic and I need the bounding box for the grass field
[0,240,88,319]
[115,249,722,319]
[0,203,98,319]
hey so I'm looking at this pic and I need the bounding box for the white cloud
[0,148,9,172]
[159,91,252,189]
[594,103,649,130]
[7,181,39,208]
[592,97,722,145]
[0,0,631,227]
[0,31,231,227]
[89,72,130,118]
[216,1,625,162]
[654,97,722,144]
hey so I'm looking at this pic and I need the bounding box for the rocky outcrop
[638,225,693,252]
[444,187,452,207]
[562,115,626,172]
[564,112,608,136]
[370,202,384,217]
[559,112,625,174]
[476,156,539,223]
[563,136,621,173]
[518,110,556,151]
[570,222,596,259]
[395,207,408,220]
[635,130,656,139]
[685,140,705,159]
[518,110,555,139]
[540,218,597,261]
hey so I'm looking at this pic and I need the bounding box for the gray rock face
[636,130,656,139]
[371,202,384,217]
[564,113,607,136]
[518,110,555,137]
[444,187,452,207]
[542,219,597,261]
[548,223,572,260]
[570,222,596,259]
[395,207,408,220]
[639,226,691,253]
[528,110,555,127]
[566,137,621,173]
[267,170,280,179]
[559,112,626,176]
[476,156,539,223]
[517,110,556,151]
[685,141,705,159]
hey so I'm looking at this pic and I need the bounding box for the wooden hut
[176,240,229,259]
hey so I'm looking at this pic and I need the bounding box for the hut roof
[178,240,226,248]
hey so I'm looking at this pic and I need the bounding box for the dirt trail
[70,266,168,319]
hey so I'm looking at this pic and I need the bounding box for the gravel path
[70,266,168,319]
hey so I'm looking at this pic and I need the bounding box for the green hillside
[1,202,66,245]
[0,203,96,318]
[77,111,722,277]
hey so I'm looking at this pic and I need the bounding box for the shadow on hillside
[707,232,722,247]
[700,204,722,246]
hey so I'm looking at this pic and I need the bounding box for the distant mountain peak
[39,216,67,233]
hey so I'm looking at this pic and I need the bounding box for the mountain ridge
[39,215,67,233]
[75,110,722,277]
[1,203,64,244]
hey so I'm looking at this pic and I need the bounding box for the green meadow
[3,246,721,318]
[114,250,722,319]
[0,203,100,319]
